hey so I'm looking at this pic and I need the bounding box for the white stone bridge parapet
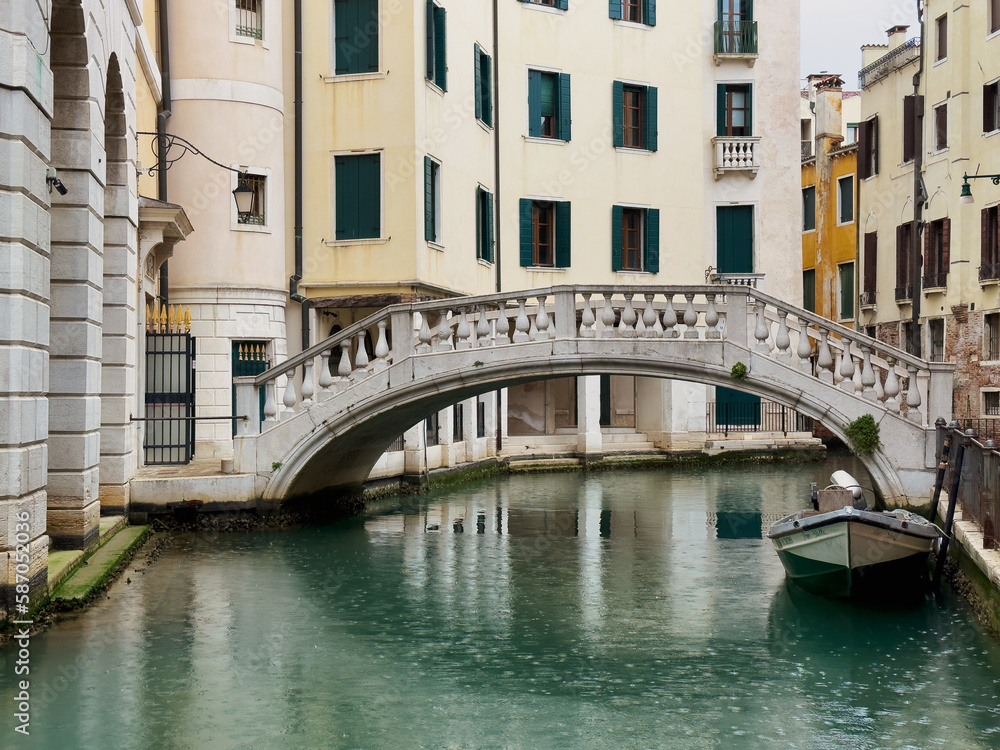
[233,285,954,506]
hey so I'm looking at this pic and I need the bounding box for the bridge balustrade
[236,285,950,437]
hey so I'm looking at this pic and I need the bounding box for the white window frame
[230,165,271,233]
[326,149,386,246]
[837,174,855,226]
[932,101,949,153]
[986,78,1000,136]
[616,201,652,275]
[230,0,269,48]
[982,389,1000,417]
[327,0,383,81]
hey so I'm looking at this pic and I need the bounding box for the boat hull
[767,509,941,599]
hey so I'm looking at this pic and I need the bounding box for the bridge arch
[235,285,954,507]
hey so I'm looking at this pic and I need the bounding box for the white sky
[801,0,922,89]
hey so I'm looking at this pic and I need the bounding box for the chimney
[887,25,909,50]
[814,75,845,154]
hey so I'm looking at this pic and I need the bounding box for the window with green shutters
[474,44,493,127]
[839,262,855,321]
[609,0,655,25]
[716,83,752,137]
[424,156,441,243]
[476,187,494,262]
[802,186,815,232]
[425,1,446,90]
[612,81,657,151]
[335,153,381,240]
[334,0,379,75]
[519,199,571,268]
[528,70,571,140]
[802,269,816,313]
[611,205,659,273]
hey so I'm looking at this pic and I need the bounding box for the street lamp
[137,131,255,220]
[960,172,1000,205]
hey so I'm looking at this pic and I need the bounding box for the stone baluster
[534,296,551,340]
[354,332,370,376]
[860,346,877,401]
[456,307,473,350]
[495,302,511,345]
[300,359,315,405]
[683,293,699,339]
[580,293,596,338]
[705,294,721,341]
[838,342,855,391]
[905,365,923,424]
[601,296,617,339]
[642,294,657,338]
[436,310,453,351]
[318,350,334,394]
[663,295,678,339]
[883,357,900,411]
[796,324,813,373]
[263,378,279,425]
[774,310,790,358]
[816,329,834,383]
[476,306,491,346]
[514,298,531,343]
[416,312,433,354]
[852,354,864,395]
[338,339,352,378]
[281,369,297,419]
[374,319,390,368]
[618,293,637,338]
[753,301,770,353]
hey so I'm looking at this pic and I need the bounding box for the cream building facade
[859,6,1000,421]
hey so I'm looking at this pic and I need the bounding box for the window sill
[477,257,495,268]
[980,277,1000,286]
[324,72,386,83]
[427,240,445,252]
[923,286,948,294]
[933,57,948,66]
[233,222,270,234]
[615,146,655,155]
[712,52,758,69]
[520,3,566,15]
[524,266,567,273]
[324,237,390,247]
[614,20,653,31]
[477,119,494,134]
[615,270,656,276]
[426,80,446,96]
[836,220,855,227]
[802,228,816,234]
[930,147,949,156]
[985,129,1000,139]
[988,28,1000,41]
[523,136,567,145]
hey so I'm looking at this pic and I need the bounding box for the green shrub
[730,362,748,381]
[845,414,881,456]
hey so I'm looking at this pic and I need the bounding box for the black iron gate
[144,332,196,464]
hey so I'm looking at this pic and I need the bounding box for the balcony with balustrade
[713,137,760,179]
[713,20,758,67]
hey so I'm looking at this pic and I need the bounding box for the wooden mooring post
[933,427,971,590]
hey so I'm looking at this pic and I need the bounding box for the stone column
[484,391,498,458]
[403,422,426,479]
[577,376,603,454]
[463,397,477,462]
[438,406,455,468]
[0,5,55,615]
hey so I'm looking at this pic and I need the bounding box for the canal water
[4,456,1000,749]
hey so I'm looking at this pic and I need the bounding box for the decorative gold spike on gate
[158,304,168,332]
[183,306,192,333]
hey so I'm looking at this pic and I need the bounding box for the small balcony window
[236,0,263,40]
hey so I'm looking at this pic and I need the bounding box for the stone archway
[49,0,104,550]
[99,53,139,516]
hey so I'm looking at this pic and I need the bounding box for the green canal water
[5,457,1000,749]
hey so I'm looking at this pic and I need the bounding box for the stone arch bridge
[233,285,954,507]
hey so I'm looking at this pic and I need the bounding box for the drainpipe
[492,0,502,454]
[157,0,172,304]
[909,2,926,357]
[289,0,309,351]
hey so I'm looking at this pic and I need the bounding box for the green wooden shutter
[611,205,623,271]
[425,1,434,80]
[482,52,493,127]
[424,156,434,241]
[558,73,572,141]
[645,208,660,273]
[334,155,356,239]
[474,45,483,121]
[803,269,816,312]
[360,153,381,238]
[475,186,482,257]
[334,0,352,74]
[644,85,657,151]
[609,0,622,20]
[716,84,727,136]
[556,201,572,268]
[486,190,495,262]
[361,0,378,73]
[557,0,568,8]
[644,0,656,26]
[613,81,624,147]
[716,205,753,273]
[520,199,533,267]
[528,70,542,137]
[745,0,753,21]
[434,6,447,90]
[746,84,753,137]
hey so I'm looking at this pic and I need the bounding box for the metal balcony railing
[860,290,876,307]
[980,262,1000,282]
[895,284,913,302]
[859,38,919,88]
[922,272,948,290]
[714,20,758,56]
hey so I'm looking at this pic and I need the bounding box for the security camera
[46,167,68,195]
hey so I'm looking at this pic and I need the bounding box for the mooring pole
[928,427,952,526]
[933,428,969,589]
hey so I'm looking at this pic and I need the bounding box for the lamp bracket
[136,131,244,177]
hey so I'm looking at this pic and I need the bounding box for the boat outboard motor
[830,470,867,510]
